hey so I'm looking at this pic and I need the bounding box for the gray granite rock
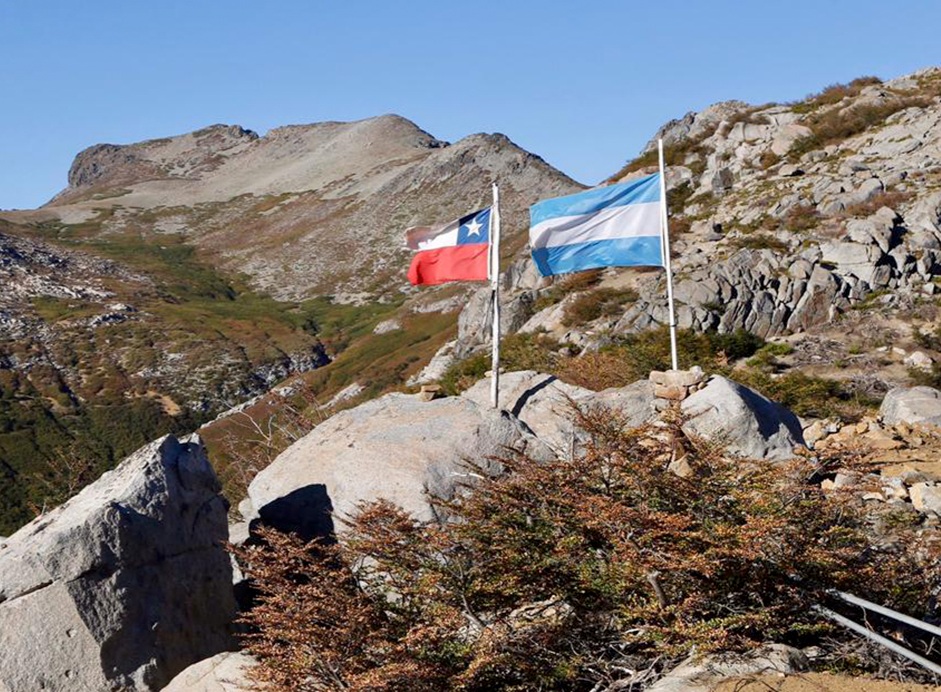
[0,435,235,692]
[880,386,941,426]
[682,376,805,460]
[247,392,552,534]
[161,651,256,692]
[462,370,656,455]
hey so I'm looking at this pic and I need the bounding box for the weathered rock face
[461,370,657,455]
[246,392,553,536]
[453,69,941,357]
[65,125,259,193]
[0,435,235,691]
[682,376,805,460]
[464,370,802,461]
[455,257,549,359]
[880,385,941,426]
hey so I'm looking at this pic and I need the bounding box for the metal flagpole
[658,139,679,371]
[490,183,501,409]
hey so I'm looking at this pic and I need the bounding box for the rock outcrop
[246,370,805,548]
[450,70,941,360]
[682,376,806,460]
[245,392,554,537]
[880,385,941,426]
[462,370,657,455]
[0,435,235,691]
[462,369,803,461]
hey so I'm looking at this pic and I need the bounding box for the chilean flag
[406,208,491,285]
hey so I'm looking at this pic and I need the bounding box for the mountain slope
[0,116,581,532]
[11,114,579,300]
[433,68,941,415]
[607,69,941,339]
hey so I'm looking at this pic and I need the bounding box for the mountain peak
[25,115,579,300]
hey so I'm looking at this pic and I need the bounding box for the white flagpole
[658,139,679,371]
[490,183,501,409]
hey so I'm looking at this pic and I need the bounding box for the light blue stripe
[531,236,663,277]
[530,173,661,227]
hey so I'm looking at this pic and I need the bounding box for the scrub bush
[235,408,931,690]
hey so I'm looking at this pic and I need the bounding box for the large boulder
[464,370,806,461]
[456,288,536,358]
[462,371,656,455]
[0,435,235,692]
[246,393,552,535]
[462,371,591,454]
[880,386,941,426]
[682,376,805,460]
[161,651,256,692]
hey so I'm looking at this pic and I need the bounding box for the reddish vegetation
[235,408,936,690]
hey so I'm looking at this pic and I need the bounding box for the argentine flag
[529,173,664,277]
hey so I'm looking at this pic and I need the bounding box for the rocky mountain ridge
[627,68,941,338]
[434,68,941,404]
[6,114,580,300]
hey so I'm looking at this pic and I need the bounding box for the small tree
[236,406,933,690]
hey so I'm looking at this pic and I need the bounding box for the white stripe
[418,224,459,250]
[529,201,661,250]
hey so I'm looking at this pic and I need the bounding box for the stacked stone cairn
[648,366,707,404]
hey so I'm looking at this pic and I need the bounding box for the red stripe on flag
[407,243,489,286]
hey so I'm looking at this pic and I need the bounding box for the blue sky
[1,1,939,209]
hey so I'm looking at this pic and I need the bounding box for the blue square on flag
[457,208,491,245]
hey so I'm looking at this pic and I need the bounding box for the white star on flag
[465,218,483,237]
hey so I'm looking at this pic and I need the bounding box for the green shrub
[609,137,710,181]
[557,328,764,391]
[732,369,874,420]
[908,363,941,389]
[533,271,604,312]
[746,342,794,370]
[440,333,568,395]
[439,353,490,395]
[667,181,695,215]
[729,233,789,252]
[560,287,639,327]
[914,325,941,352]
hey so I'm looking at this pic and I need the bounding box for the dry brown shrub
[236,408,934,690]
[790,90,933,160]
[560,287,639,328]
[841,189,914,218]
[214,381,326,506]
[783,204,821,232]
[555,350,640,390]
